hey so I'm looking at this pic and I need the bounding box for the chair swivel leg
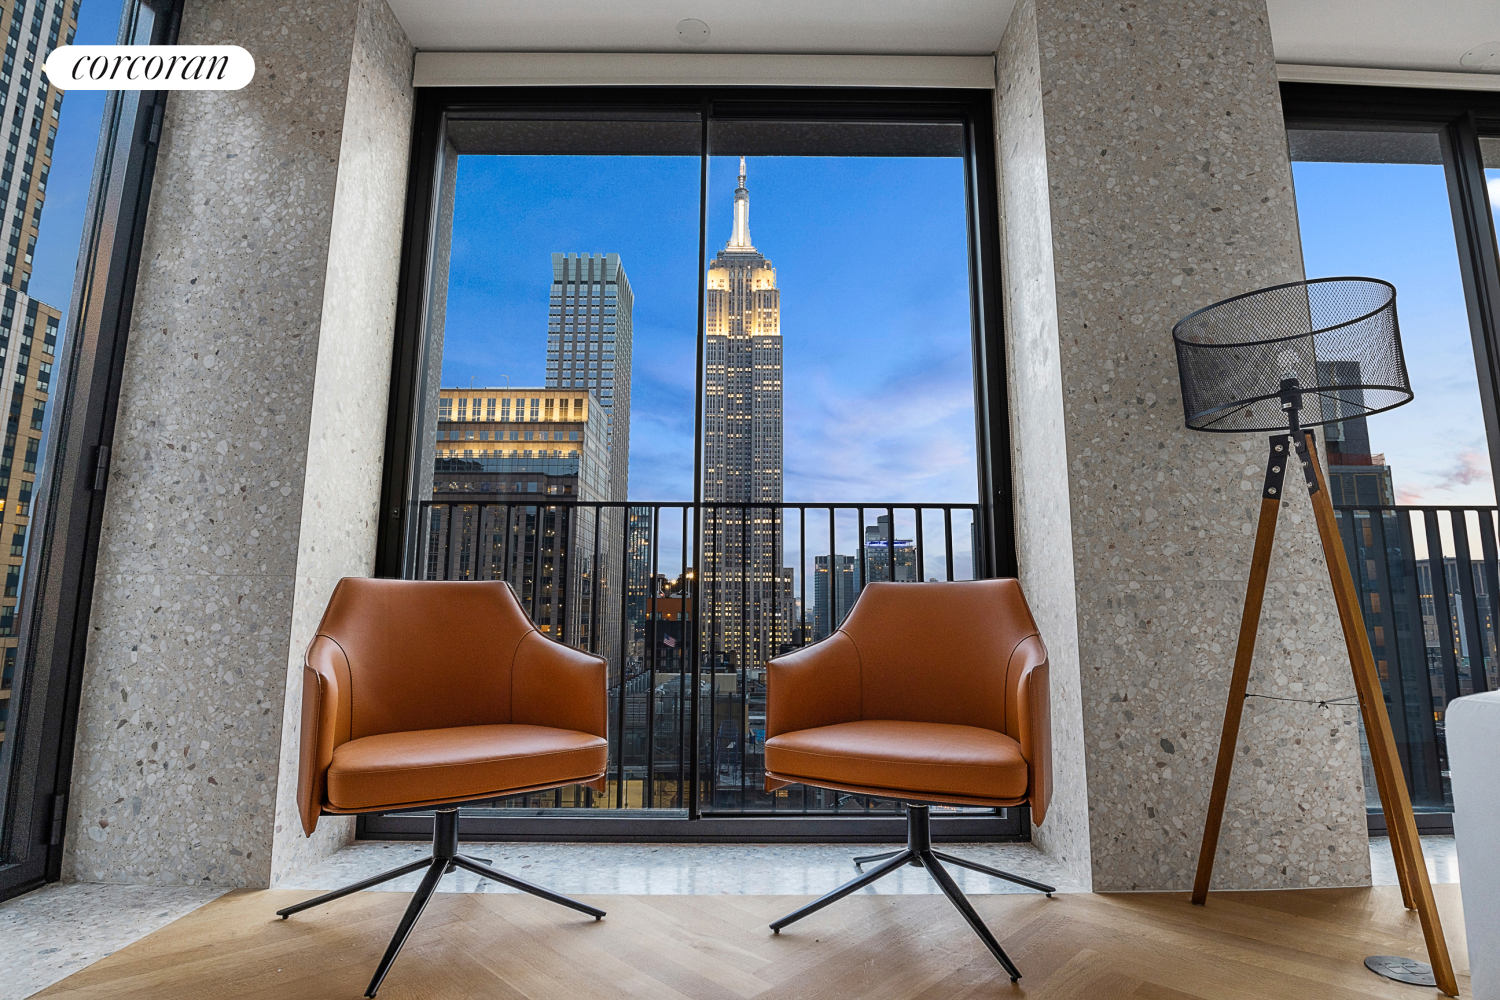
[852,848,920,869]
[451,855,605,919]
[276,857,433,919]
[774,804,1032,981]
[932,851,1056,896]
[770,848,915,932]
[365,857,447,997]
[921,849,1024,982]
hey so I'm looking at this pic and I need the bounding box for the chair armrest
[1011,636,1052,826]
[766,633,862,740]
[511,630,608,740]
[298,635,353,836]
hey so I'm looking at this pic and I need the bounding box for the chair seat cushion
[326,724,607,811]
[763,720,1028,801]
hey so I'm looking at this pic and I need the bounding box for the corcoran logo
[43,45,254,91]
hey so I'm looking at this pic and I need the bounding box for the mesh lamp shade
[1172,277,1412,433]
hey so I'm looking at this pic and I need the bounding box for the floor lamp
[1172,277,1457,996]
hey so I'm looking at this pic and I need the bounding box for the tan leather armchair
[281,578,609,998]
[763,578,1054,982]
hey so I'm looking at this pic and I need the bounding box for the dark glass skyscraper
[547,252,632,503]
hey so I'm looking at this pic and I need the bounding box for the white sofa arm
[1449,690,1500,1000]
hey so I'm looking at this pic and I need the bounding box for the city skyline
[440,152,980,509]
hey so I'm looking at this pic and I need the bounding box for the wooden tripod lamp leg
[1301,431,1458,997]
[1193,436,1289,906]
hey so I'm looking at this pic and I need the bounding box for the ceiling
[388,0,1500,73]
[1265,0,1500,72]
[387,1,1018,57]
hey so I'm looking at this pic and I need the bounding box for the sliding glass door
[368,88,1013,840]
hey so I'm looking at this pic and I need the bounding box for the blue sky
[30,0,124,319]
[1293,161,1500,508]
[441,153,979,509]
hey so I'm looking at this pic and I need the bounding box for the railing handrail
[418,499,982,509]
[1333,503,1499,512]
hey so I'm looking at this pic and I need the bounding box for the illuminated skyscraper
[702,159,791,666]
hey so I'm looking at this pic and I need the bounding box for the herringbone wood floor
[37,883,1469,999]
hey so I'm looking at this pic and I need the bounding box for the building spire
[729,155,753,250]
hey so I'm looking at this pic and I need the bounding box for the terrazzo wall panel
[993,5,1093,892]
[63,0,413,888]
[996,0,1371,892]
[269,0,414,885]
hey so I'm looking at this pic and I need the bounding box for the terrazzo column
[61,0,414,888]
[996,0,1371,891]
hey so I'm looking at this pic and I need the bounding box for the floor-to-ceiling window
[1283,85,1500,829]
[369,89,1013,840]
[0,0,175,900]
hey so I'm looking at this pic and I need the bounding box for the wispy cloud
[1490,175,1500,205]
[1437,450,1489,489]
[1397,450,1492,504]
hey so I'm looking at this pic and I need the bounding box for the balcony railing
[413,500,984,818]
[1333,504,1500,813]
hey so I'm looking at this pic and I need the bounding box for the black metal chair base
[771,805,1053,982]
[276,808,604,997]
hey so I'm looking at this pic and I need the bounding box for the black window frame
[1280,83,1500,498]
[368,85,1020,844]
[1280,82,1500,836]
[0,0,182,903]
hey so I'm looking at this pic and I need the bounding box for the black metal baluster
[740,504,748,808]
[616,504,630,809]
[799,506,807,648]
[1477,510,1500,693]
[706,504,718,815]
[771,503,779,653]
[501,503,514,592]
[827,507,836,634]
[479,504,491,581]
[944,506,954,581]
[915,506,926,583]
[886,505,896,583]
[691,502,704,820]
[589,504,601,655]
[1454,510,1491,694]
[530,505,544,626]
[1386,508,1444,809]
[444,504,457,581]
[857,507,867,593]
[1423,509,1464,710]
[680,504,689,808]
[646,505,660,809]
[416,504,430,580]
[557,503,569,644]
[1363,510,1413,784]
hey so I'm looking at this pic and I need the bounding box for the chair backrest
[311,577,537,740]
[836,579,1041,734]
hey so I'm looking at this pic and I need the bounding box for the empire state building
[703,158,792,667]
